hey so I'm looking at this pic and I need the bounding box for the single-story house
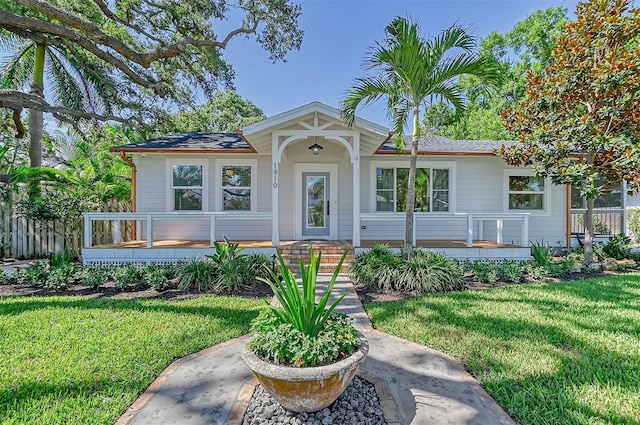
[81,101,629,265]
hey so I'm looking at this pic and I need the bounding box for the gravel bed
[242,376,386,425]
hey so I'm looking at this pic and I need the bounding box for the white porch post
[522,214,529,246]
[272,134,280,247]
[83,214,91,248]
[466,214,473,247]
[210,214,216,247]
[146,214,153,248]
[352,134,361,246]
[496,219,503,244]
[113,220,121,244]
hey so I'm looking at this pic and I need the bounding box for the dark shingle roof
[111,132,255,152]
[376,136,519,154]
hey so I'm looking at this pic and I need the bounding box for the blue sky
[222,0,579,126]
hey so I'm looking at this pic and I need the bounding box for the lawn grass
[0,295,264,425]
[365,275,640,425]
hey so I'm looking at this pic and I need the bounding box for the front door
[302,172,330,237]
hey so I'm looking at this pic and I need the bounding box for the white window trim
[215,159,257,212]
[503,169,551,215]
[166,158,209,212]
[370,160,456,213]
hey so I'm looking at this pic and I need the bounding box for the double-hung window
[168,160,208,211]
[504,170,548,212]
[216,159,257,211]
[374,166,451,212]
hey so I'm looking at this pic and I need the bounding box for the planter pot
[242,332,369,413]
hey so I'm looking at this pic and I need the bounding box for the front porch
[82,237,531,265]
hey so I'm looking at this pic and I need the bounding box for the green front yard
[0,295,263,425]
[365,275,640,425]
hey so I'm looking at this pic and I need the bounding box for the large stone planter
[242,332,369,413]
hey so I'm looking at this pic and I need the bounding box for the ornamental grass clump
[248,248,362,367]
[349,244,464,293]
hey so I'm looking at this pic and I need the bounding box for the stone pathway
[116,276,517,425]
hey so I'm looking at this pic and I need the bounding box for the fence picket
[0,199,131,260]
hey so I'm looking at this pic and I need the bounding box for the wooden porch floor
[90,239,522,249]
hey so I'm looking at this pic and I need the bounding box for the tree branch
[89,0,166,45]
[12,108,25,139]
[12,0,259,67]
[0,12,161,93]
[0,90,139,125]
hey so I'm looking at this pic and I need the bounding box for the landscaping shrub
[600,233,632,260]
[350,244,464,293]
[530,240,552,267]
[546,258,573,277]
[144,265,171,291]
[177,258,217,292]
[349,244,400,291]
[470,261,500,285]
[12,261,49,286]
[499,261,524,283]
[249,309,360,367]
[113,264,147,290]
[80,264,112,289]
[44,263,78,289]
[160,262,181,280]
[523,263,549,281]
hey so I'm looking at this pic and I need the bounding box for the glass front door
[302,172,330,237]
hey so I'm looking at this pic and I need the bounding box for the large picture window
[171,164,204,211]
[375,167,450,212]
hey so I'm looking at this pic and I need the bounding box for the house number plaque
[273,164,278,188]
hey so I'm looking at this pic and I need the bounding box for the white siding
[133,151,567,247]
[359,155,567,246]
[277,140,353,240]
[135,153,271,241]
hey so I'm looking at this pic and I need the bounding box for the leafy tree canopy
[154,91,266,134]
[498,0,640,262]
[0,0,303,128]
[423,6,568,140]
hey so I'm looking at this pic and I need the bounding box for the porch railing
[570,208,624,236]
[360,212,530,247]
[83,212,272,248]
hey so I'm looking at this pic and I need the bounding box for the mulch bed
[0,280,274,300]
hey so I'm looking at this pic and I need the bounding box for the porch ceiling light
[308,137,323,155]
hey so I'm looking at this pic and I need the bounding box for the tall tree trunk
[404,110,420,259]
[583,197,595,265]
[582,151,596,265]
[28,43,46,198]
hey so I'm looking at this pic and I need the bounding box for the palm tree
[0,34,117,196]
[341,17,501,257]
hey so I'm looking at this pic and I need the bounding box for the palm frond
[47,51,84,110]
[0,40,35,89]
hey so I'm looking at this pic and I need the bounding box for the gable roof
[376,136,519,155]
[241,101,389,137]
[111,132,256,153]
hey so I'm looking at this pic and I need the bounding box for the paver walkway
[117,276,517,425]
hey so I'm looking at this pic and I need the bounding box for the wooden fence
[0,200,132,260]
